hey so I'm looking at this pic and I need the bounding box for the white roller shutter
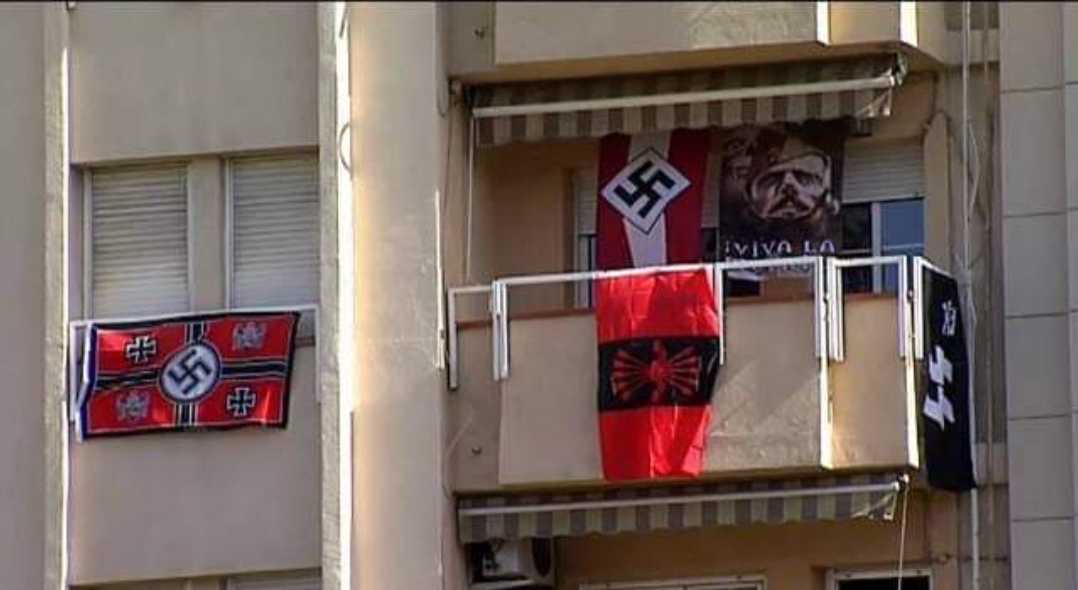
[227,571,321,590]
[574,169,598,236]
[842,139,925,203]
[89,164,190,318]
[230,154,319,308]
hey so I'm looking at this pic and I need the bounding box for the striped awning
[470,53,907,147]
[458,473,905,543]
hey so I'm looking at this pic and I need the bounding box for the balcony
[448,256,931,493]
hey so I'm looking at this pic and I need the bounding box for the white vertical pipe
[962,3,981,589]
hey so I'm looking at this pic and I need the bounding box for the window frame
[81,163,196,320]
[223,151,321,310]
[841,197,925,293]
[225,568,322,590]
[580,574,766,590]
[826,567,933,590]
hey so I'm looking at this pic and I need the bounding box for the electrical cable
[895,478,911,590]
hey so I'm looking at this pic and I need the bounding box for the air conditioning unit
[469,539,555,589]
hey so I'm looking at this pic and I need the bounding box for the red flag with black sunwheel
[596,270,721,480]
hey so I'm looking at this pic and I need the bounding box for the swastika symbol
[601,148,690,233]
[160,343,221,403]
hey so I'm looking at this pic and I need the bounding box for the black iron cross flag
[921,267,975,491]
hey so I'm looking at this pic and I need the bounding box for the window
[226,570,321,590]
[840,198,924,293]
[837,580,929,590]
[828,569,931,590]
[82,152,320,321]
[572,138,925,300]
[580,576,764,590]
[228,154,320,308]
[841,138,926,293]
[85,164,190,318]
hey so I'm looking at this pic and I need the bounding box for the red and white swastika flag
[596,129,711,269]
[77,311,299,439]
[595,129,721,481]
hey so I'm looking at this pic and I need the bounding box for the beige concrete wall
[830,296,918,470]
[827,1,944,64]
[0,5,46,590]
[466,140,595,312]
[493,2,824,66]
[449,320,502,491]
[829,1,900,46]
[452,297,914,492]
[350,4,450,590]
[68,347,321,584]
[999,3,1076,588]
[447,2,948,82]
[557,489,958,590]
[69,2,317,164]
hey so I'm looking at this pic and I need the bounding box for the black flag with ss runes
[921,268,975,491]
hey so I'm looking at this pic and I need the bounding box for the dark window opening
[837,576,930,590]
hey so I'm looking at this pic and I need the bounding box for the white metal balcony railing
[447,255,947,390]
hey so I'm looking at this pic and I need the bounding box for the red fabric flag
[78,311,299,438]
[595,128,720,481]
[596,270,721,480]
[596,128,711,269]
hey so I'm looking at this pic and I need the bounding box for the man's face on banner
[719,125,835,227]
[748,147,831,222]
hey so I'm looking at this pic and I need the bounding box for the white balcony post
[897,255,910,360]
[911,256,926,361]
[714,263,725,366]
[814,256,826,359]
[498,282,510,380]
[446,286,492,391]
[489,281,502,382]
[827,257,846,363]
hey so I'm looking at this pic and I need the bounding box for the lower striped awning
[457,473,905,543]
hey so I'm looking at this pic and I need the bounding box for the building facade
[1,2,1074,589]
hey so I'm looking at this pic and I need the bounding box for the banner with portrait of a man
[716,120,848,277]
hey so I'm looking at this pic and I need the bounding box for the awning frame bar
[471,73,900,119]
[459,476,905,517]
